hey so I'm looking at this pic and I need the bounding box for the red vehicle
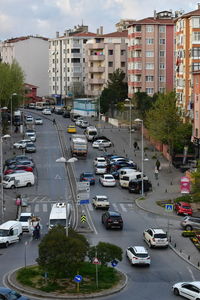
[174,202,193,216]
[4,165,33,175]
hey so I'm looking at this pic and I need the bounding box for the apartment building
[175,5,200,121]
[128,10,175,98]
[0,36,49,96]
[85,31,128,97]
[48,25,96,102]
[192,70,200,157]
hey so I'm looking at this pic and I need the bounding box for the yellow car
[67,125,77,133]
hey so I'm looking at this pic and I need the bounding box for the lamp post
[125,99,132,149]
[1,134,11,223]
[10,93,17,137]
[134,118,144,196]
[56,156,78,236]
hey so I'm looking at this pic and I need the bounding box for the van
[128,179,152,193]
[25,131,36,142]
[120,172,148,188]
[118,168,138,180]
[0,221,22,247]
[49,202,71,229]
[3,172,35,189]
[85,126,98,141]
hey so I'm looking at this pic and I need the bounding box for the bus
[48,203,71,230]
[35,102,49,110]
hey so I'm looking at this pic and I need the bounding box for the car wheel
[185,225,193,231]
[173,288,179,296]
[106,225,109,230]
[26,182,31,187]
[11,185,15,189]
[176,210,179,215]
[101,218,104,224]
[120,226,123,230]
[5,242,9,248]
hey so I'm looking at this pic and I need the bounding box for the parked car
[42,108,51,115]
[35,117,43,125]
[10,160,35,168]
[80,172,95,185]
[108,161,137,172]
[95,164,107,175]
[99,174,116,186]
[25,142,36,153]
[126,246,151,266]
[174,202,193,216]
[5,156,33,166]
[180,216,200,231]
[25,131,36,142]
[128,179,152,194]
[92,195,110,209]
[92,139,112,149]
[93,157,107,166]
[75,118,84,126]
[172,281,200,299]
[101,211,123,229]
[0,286,29,300]
[13,139,31,149]
[92,135,111,142]
[143,228,168,248]
[80,120,89,128]
[67,125,77,133]
[4,165,33,174]
[62,111,70,118]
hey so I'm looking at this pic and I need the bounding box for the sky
[0,0,199,40]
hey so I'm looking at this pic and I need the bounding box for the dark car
[5,156,33,166]
[128,179,152,194]
[0,286,29,299]
[62,111,70,118]
[101,211,123,230]
[25,142,36,153]
[92,135,111,142]
[80,172,95,185]
[108,161,137,172]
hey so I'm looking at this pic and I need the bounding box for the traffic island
[5,264,128,299]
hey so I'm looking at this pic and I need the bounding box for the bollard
[135,153,136,157]
[188,255,190,260]
[169,236,171,242]
[170,181,173,185]
[157,182,159,186]
[180,249,182,253]
[174,243,176,248]
[165,189,167,193]
[126,154,128,158]
[198,262,200,267]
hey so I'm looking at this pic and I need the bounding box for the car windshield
[105,176,113,179]
[19,216,30,222]
[50,219,66,226]
[84,174,93,177]
[154,233,167,239]
[8,290,22,299]
[0,229,9,237]
[98,198,108,201]
[136,253,148,258]
[97,166,105,169]
[89,131,97,135]
[182,205,191,209]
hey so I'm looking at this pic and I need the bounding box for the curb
[4,266,128,300]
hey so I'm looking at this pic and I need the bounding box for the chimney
[154,10,157,20]
[97,28,100,35]
[198,3,200,9]
[100,26,103,35]
[56,31,59,38]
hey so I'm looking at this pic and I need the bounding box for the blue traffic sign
[74,275,82,283]
[111,259,118,267]
[79,199,90,205]
[165,204,173,211]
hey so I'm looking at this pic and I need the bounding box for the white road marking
[88,203,94,211]
[55,174,62,180]
[187,266,196,281]
[43,203,48,212]
[25,206,31,213]
[85,205,98,235]
[40,197,47,202]
[31,196,39,203]
[112,203,118,211]
[34,204,39,213]
[119,203,127,212]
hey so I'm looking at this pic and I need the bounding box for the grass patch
[156,199,174,207]
[16,263,121,294]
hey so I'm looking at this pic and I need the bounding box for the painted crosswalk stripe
[88,203,93,211]
[112,203,118,211]
[40,197,47,202]
[25,206,31,213]
[43,203,48,212]
[119,203,127,212]
[34,204,39,213]
[31,196,39,203]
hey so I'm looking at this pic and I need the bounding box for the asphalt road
[0,110,200,300]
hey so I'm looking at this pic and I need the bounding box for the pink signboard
[180,176,190,194]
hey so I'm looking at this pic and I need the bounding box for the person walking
[154,167,159,180]
[155,159,161,171]
[134,141,139,151]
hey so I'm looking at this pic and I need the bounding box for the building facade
[128,10,175,98]
[0,36,49,97]
[85,31,128,97]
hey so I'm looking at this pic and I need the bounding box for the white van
[120,172,148,188]
[0,221,22,247]
[118,168,138,180]
[49,203,71,229]
[3,172,35,189]
[85,126,98,141]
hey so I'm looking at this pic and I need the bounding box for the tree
[191,161,200,202]
[37,225,89,278]
[133,92,155,119]
[88,242,123,266]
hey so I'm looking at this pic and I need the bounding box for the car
[10,160,35,168]
[126,246,151,266]
[25,142,36,153]
[35,117,43,125]
[108,161,137,172]
[92,135,111,142]
[93,157,107,166]
[101,211,123,229]
[109,157,134,164]
[128,179,152,193]
[80,120,89,128]
[4,165,33,174]
[18,212,33,232]
[180,216,200,231]
[0,286,29,300]
[25,131,36,142]
[172,281,200,299]
[80,172,95,185]
[42,108,51,115]
[95,164,107,174]
[143,228,168,248]
[99,174,116,186]
[92,195,110,209]
[67,125,77,133]
[92,139,112,149]
[71,114,81,122]
[5,156,33,166]
[174,202,193,216]
[75,118,84,126]
[13,139,31,149]
[62,111,70,118]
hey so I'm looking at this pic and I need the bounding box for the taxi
[67,125,77,133]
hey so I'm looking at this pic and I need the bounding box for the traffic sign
[77,181,90,190]
[93,257,101,265]
[79,199,90,205]
[77,192,90,200]
[74,275,82,283]
[165,204,173,211]
[111,259,118,267]
[81,214,87,223]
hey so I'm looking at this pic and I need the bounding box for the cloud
[0,13,13,33]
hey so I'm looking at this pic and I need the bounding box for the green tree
[191,161,200,202]
[133,92,155,119]
[36,225,89,278]
[88,242,123,266]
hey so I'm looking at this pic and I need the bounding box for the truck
[71,134,88,158]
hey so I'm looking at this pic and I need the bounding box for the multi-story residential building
[48,25,96,103]
[175,4,200,121]
[115,19,135,32]
[85,31,128,97]
[128,10,175,98]
[192,70,200,157]
[0,36,49,96]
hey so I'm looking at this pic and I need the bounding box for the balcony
[88,66,105,73]
[88,78,105,84]
[89,55,105,61]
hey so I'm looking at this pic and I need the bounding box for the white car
[13,139,31,149]
[93,157,107,166]
[95,164,107,174]
[92,139,112,149]
[42,108,51,115]
[18,212,33,232]
[126,246,151,266]
[172,281,200,299]
[143,228,168,248]
[75,118,84,126]
[110,157,133,164]
[25,131,36,142]
[35,118,43,125]
[92,195,110,209]
[99,174,116,186]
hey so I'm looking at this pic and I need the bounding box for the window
[145,76,154,82]
[121,50,125,55]
[160,63,165,69]
[192,48,200,58]
[160,51,165,57]
[193,32,200,43]
[196,128,199,137]
[146,88,154,94]
[108,50,113,55]
[159,76,165,82]
[108,61,113,67]
[159,87,165,93]
[71,49,80,53]
[146,51,154,57]
[192,63,200,71]
[146,38,154,45]
[160,39,165,45]
[192,17,200,28]
[121,62,125,67]
[71,58,80,63]
[146,25,153,32]
[146,63,154,70]
[196,111,199,120]
[159,26,165,33]
[135,25,141,32]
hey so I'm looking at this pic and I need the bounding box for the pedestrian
[156,159,161,171]
[33,222,40,240]
[53,118,56,125]
[134,141,138,151]
[154,167,159,180]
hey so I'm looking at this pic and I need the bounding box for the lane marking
[88,203,93,211]
[85,205,98,235]
[34,204,39,213]
[43,203,48,212]
[187,266,196,281]
[40,197,47,202]
[119,203,127,212]
[112,203,118,211]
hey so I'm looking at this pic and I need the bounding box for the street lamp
[125,99,132,149]
[1,134,11,223]
[10,93,17,137]
[134,118,144,196]
[56,156,78,236]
